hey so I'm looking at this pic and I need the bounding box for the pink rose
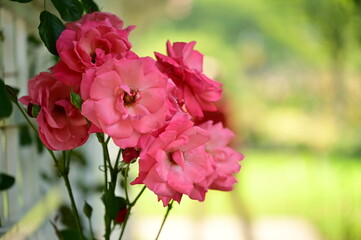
[55,12,135,87]
[19,72,89,151]
[66,12,134,31]
[198,121,244,191]
[155,41,223,118]
[81,57,168,148]
[131,113,214,206]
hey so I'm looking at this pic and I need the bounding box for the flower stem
[155,200,174,240]
[13,100,57,163]
[119,185,146,239]
[130,186,146,206]
[13,99,83,238]
[124,163,131,204]
[88,218,95,240]
[63,172,84,240]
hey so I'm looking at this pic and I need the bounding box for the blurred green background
[100,0,361,239]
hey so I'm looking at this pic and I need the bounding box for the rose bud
[114,208,128,224]
[122,147,139,163]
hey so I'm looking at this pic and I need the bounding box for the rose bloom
[81,57,168,148]
[155,41,223,118]
[54,12,135,87]
[131,113,214,206]
[198,121,244,191]
[19,72,89,151]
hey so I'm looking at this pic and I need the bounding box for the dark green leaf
[58,229,82,240]
[9,0,33,3]
[38,10,65,56]
[102,190,122,220]
[5,84,20,103]
[59,205,77,229]
[0,173,15,191]
[19,125,32,146]
[70,91,82,110]
[51,0,83,22]
[115,196,127,211]
[0,79,13,119]
[81,0,99,13]
[83,201,93,219]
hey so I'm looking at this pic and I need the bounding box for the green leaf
[81,0,99,13]
[31,104,41,118]
[38,10,65,56]
[102,191,127,220]
[0,173,15,191]
[59,205,77,229]
[102,190,118,220]
[9,0,33,3]
[70,91,82,110]
[50,0,84,22]
[83,201,93,219]
[19,125,32,146]
[5,84,19,103]
[115,196,127,211]
[58,229,82,240]
[0,79,13,119]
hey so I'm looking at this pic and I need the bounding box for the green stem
[97,134,115,240]
[88,218,95,240]
[63,173,84,240]
[14,101,58,164]
[12,93,83,238]
[155,200,174,240]
[114,148,122,173]
[119,185,146,239]
[130,186,146,206]
[124,163,131,204]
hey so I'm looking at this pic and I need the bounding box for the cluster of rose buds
[20,12,244,206]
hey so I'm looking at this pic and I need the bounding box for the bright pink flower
[198,121,244,191]
[55,12,135,87]
[155,41,223,118]
[131,113,214,206]
[66,12,134,31]
[81,57,168,148]
[19,72,89,151]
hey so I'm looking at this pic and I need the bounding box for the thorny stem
[155,200,174,240]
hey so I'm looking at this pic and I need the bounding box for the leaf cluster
[10,0,99,56]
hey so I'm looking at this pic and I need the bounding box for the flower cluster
[20,12,244,206]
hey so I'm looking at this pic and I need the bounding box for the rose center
[90,52,96,63]
[168,152,177,165]
[123,89,139,106]
[54,104,66,115]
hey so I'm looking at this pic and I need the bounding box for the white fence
[0,4,62,239]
